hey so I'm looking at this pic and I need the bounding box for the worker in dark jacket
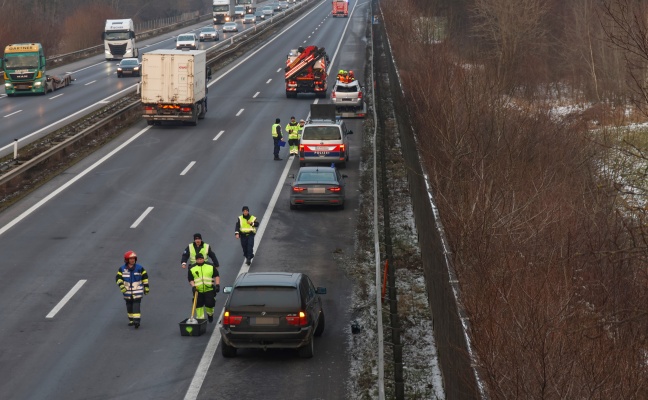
[272,118,284,160]
[116,250,150,329]
[235,206,260,265]
[181,233,220,269]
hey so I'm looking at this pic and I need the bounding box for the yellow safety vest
[286,122,300,139]
[239,215,257,234]
[190,263,215,292]
[271,123,281,138]
[189,244,210,265]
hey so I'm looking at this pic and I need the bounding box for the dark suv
[220,272,326,358]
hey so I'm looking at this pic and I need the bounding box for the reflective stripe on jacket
[190,263,216,293]
[271,123,281,138]
[189,243,210,265]
[286,122,300,139]
[239,215,257,234]
[116,264,149,299]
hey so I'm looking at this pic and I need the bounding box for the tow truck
[285,46,328,98]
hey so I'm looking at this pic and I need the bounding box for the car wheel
[298,338,314,358]
[147,120,154,126]
[314,312,325,337]
[221,341,237,357]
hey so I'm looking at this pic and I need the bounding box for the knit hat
[195,253,205,259]
[194,233,202,240]
[275,118,280,123]
[242,206,249,212]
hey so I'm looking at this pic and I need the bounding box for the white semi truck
[103,19,139,61]
[213,0,236,24]
[141,49,209,126]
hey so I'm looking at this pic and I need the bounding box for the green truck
[2,43,73,96]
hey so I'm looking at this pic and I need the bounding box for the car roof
[235,272,302,288]
[120,58,139,62]
[202,26,216,30]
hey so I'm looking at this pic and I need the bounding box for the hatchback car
[289,166,347,209]
[116,58,141,78]
[243,14,256,24]
[220,272,326,358]
[222,21,239,32]
[199,26,219,41]
[176,33,197,50]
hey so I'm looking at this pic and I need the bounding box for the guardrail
[0,0,315,204]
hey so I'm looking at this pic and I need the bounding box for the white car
[243,14,256,24]
[176,33,197,50]
[222,22,239,32]
[262,6,274,17]
[199,27,219,42]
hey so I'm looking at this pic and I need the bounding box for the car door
[300,276,318,330]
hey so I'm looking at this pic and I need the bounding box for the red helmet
[123,251,137,263]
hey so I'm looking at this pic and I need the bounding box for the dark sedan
[220,272,326,358]
[289,165,347,209]
[116,58,141,77]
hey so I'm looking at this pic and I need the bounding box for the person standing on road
[116,251,150,329]
[272,118,284,160]
[188,254,220,323]
[286,116,301,156]
[181,233,220,269]
[235,206,260,265]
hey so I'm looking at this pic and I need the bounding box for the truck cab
[2,43,47,96]
[103,19,139,61]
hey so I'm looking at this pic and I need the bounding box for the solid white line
[130,206,154,228]
[46,280,87,318]
[236,108,244,116]
[0,85,138,153]
[0,126,152,236]
[4,110,22,118]
[85,80,97,86]
[266,79,272,84]
[213,130,225,141]
[49,94,64,100]
[180,161,196,176]
[70,61,107,74]
[253,92,260,98]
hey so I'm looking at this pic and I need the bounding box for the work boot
[134,322,140,329]
[246,258,251,265]
[208,314,214,323]
[128,320,134,326]
[274,157,282,161]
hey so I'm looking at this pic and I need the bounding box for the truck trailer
[285,46,328,98]
[103,19,139,61]
[2,43,73,96]
[332,0,348,17]
[213,0,235,24]
[237,0,257,14]
[141,50,208,126]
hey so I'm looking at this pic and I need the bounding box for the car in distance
[116,58,141,78]
[289,166,347,209]
[262,6,274,17]
[272,2,283,12]
[220,272,326,358]
[254,10,266,20]
[243,14,256,24]
[279,0,289,9]
[176,33,197,50]
[199,26,219,41]
[222,21,239,32]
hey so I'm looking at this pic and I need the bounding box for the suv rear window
[229,287,299,308]
[335,85,359,93]
[302,126,341,140]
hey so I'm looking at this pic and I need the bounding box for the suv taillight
[358,91,363,99]
[332,91,336,99]
[327,186,341,192]
[286,311,308,326]
[223,311,242,325]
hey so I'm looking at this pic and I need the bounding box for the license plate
[315,146,332,151]
[254,317,278,325]
[310,187,325,194]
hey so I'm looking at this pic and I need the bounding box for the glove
[192,286,197,294]
[214,284,220,293]
[120,285,127,293]
[144,287,150,295]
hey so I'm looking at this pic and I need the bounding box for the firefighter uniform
[188,255,220,322]
[116,251,150,328]
[286,117,301,155]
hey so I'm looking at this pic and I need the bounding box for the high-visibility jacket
[116,264,149,299]
[286,122,300,139]
[239,215,257,234]
[271,123,281,138]
[188,243,211,265]
[189,262,216,293]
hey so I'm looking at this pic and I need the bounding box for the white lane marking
[276,68,282,73]
[130,206,154,228]
[49,94,64,100]
[4,110,22,118]
[213,130,225,141]
[236,108,244,116]
[308,36,311,38]
[0,85,137,153]
[0,126,152,236]
[46,280,87,318]
[253,92,260,98]
[180,161,196,176]
[266,79,272,84]
[303,40,307,43]
[70,61,107,74]
[85,80,97,86]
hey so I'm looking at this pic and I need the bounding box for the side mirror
[342,174,348,178]
[347,130,353,135]
[223,286,233,294]
[316,287,327,295]
[288,173,295,179]
[101,32,106,40]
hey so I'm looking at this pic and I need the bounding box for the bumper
[290,194,344,206]
[220,326,312,349]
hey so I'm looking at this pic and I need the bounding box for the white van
[299,104,353,168]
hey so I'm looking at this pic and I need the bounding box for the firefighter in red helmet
[115,251,150,329]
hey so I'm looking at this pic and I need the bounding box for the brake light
[144,106,155,111]
[332,91,336,99]
[292,186,306,193]
[299,144,305,152]
[340,144,345,152]
[223,311,243,325]
[327,186,341,192]
[180,107,192,113]
[286,311,308,326]
[358,91,363,99]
